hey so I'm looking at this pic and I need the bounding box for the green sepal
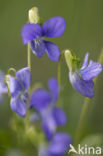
[64,49,80,72]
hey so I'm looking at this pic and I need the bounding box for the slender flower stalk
[57,58,61,88]
[75,98,91,146]
[57,51,64,106]
[75,50,103,146]
[25,7,41,136]
[8,68,16,75]
[25,43,31,131]
[27,43,31,71]
[57,61,61,107]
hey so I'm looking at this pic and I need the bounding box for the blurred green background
[0,0,103,155]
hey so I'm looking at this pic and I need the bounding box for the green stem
[8,68,16,75]
[25,43,32,131]
[75,98,91,145]
[27,43,31,71]
[13,113,21,146]
[74,50,103,146]
[57,59,61,88]
[57,51,64,107]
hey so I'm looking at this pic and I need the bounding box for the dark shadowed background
[0,0,103,155]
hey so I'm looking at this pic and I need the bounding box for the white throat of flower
[34,37,44,48]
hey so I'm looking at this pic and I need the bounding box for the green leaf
[80,134,103,146]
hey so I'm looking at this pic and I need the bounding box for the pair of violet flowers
[21,11,103,99]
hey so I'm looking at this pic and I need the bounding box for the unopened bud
[28,7,40,24]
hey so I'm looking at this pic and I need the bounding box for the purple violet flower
[30,78,66,140]
[21,17,66,62]
[0,71,8,103]
[39,132,71,156]
[65,50,103,98]
[9,67,31,117]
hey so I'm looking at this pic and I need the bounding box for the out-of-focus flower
[30,112,41,123]
[9,67,31,117]
[21,17,66,62]
[39,132,71,156]
[65,50,103,98]
[0,71,8,103]
[30,78,66,140]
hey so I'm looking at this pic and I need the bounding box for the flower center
[20,92,28,103]
[34,37,44,48]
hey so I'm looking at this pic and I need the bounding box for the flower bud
[28,7,40,24]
